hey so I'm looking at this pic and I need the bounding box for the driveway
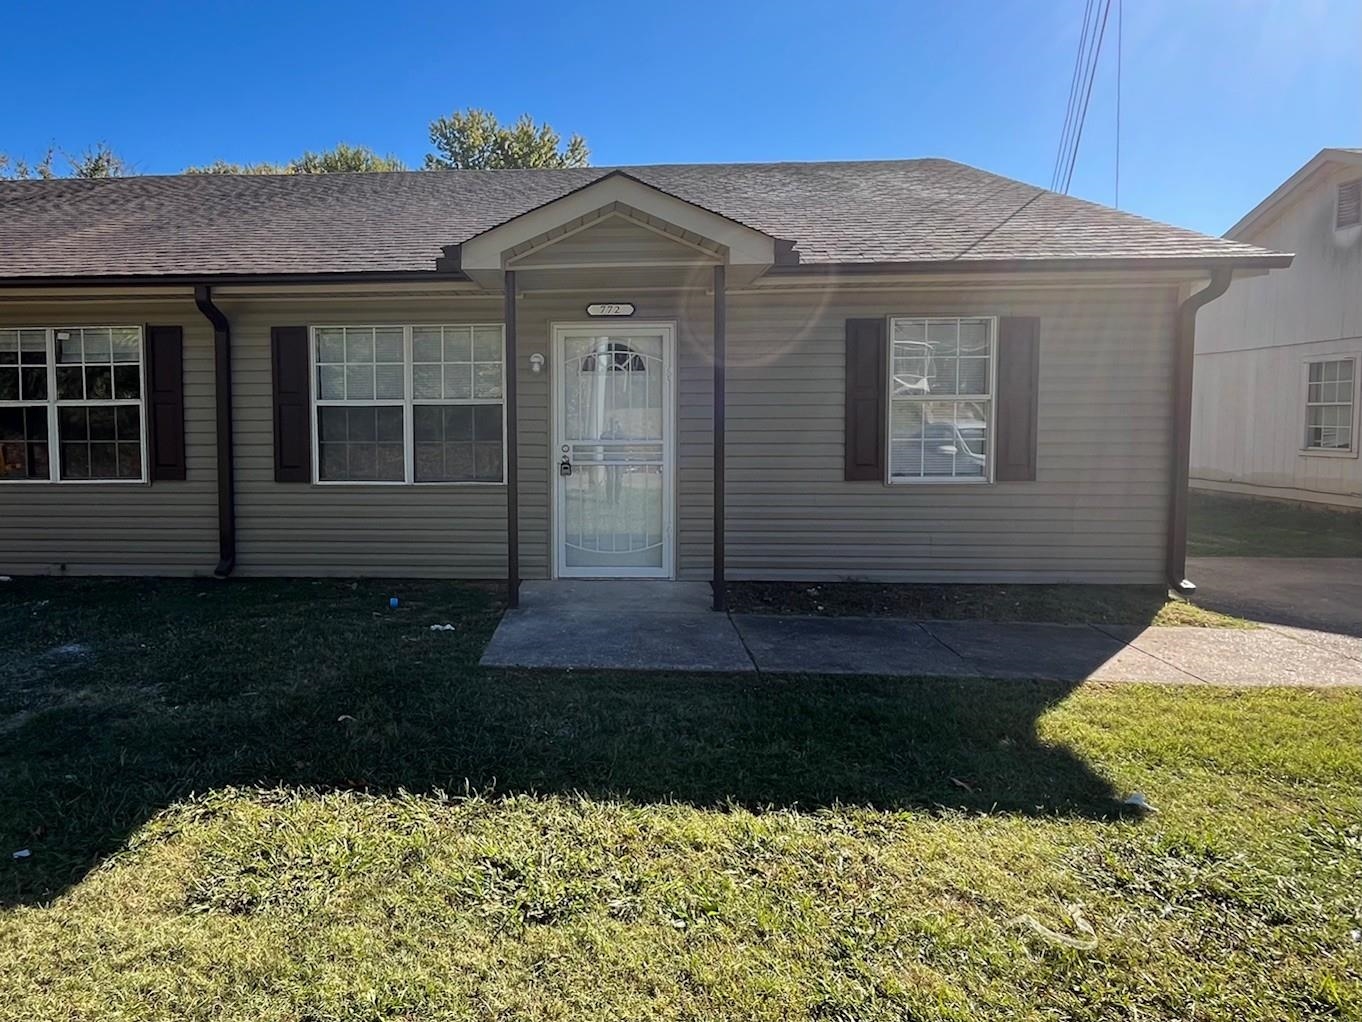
[1187,557,1362,636]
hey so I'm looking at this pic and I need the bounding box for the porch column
[504,270,520,608]
[712,264,726,611]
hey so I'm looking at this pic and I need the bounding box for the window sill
[0,478,149,486]
[886,476,993,486]
[310,480,507,488]
[1300,447,1358,459]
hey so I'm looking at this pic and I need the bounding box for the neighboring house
[1193,148,1362,508]
[0,160,1289,602]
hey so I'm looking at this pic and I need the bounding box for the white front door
[553,323,675,578]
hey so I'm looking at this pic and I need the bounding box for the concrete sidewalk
[480,581,1362,685]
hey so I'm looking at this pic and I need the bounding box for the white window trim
[0,325,149,485]
[884,315,998,486]
[1300,353,1360,459]
[308,323,507,486]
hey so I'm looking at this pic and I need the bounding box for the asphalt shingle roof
[0,158,1288,280]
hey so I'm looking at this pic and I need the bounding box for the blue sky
[5,0,1358,235]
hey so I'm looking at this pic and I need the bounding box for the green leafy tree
[424,109,589,170]
[184,143,406,175]
[1,143,126,179]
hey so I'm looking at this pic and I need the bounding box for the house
[1192,147,1362,509]
[0,159,1290,604]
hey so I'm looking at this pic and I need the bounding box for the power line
[1115,0,1122,208]
[1059,0,1115,195]
[1051,0,1097,191]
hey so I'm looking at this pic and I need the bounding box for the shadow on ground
[1186,556,1362,637]
[0,578,1126,907]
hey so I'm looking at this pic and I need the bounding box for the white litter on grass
[429,624,457,632]
[12,849,31,860]
[53,643,92,658]
[0,576,11,582]
[1122,792,1158,813]
[1013,903,1097,951]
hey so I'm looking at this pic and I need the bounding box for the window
[1338,179,1362,230]
[1304,357,1356,453]
[888,317,994,482]
[312,324,505,484]
[0,326,146,483]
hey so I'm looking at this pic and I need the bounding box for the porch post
[712,264,726,611]
[504,270,520,609]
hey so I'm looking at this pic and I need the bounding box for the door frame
[550,321,678,579]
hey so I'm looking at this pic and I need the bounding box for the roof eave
[0,269,471,289]
[1226,147,1362,240]
[764,254,1294,277]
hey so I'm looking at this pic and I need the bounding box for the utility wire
[1051,0,1097,191]
[1115,0,1122,207]
[1060,0,1115,194]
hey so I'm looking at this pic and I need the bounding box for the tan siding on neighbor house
[0,298,219,575]
[1192,161,1362,507]
[722,285,1178,583]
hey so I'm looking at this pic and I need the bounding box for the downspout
[194,285,236,578]
[1165,268,1232,592]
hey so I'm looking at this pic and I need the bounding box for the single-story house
[0,159,1291,605]
[1193,147,1362,508]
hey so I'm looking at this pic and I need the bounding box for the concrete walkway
[480,581,1362,686]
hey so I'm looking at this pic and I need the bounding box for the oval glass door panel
[558,332,668,574]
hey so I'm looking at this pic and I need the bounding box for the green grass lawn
[1190,490,1362,558]
[1,578,1358,1020]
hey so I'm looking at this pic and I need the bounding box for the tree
[183,143,406,175]
[424,109,588,170]
[0,143,127,180]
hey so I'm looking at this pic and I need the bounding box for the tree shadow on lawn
[0,578,1128,908]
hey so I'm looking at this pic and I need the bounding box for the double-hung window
[1304,357,1356,453]
[312,324,505,484]
[888,317,994,482]
[0,326,146,483]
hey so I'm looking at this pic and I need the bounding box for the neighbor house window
[0,326,146,483]
[888,317,994,482]
[1304,357,1356,452]
[312,324,504,484]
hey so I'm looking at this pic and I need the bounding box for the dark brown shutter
[995,316,1040,482]
[145,325,186,481]
[844,318,886,481]
[271,326,311,482]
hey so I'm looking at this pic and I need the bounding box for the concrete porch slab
[480,581,755,673]
[731,614,978,676]
[919,621,1197,684]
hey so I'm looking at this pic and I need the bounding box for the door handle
[559,455,573,477]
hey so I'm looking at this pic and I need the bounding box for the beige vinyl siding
[0,299,218,575]
[723,285,1178,583]
[221,292,715,579]
[0,280,1176,583]
[511,216,715,268]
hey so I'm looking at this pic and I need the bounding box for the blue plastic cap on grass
[389,597,399,609]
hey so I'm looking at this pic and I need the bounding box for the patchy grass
[1190,490,1362,558]
[728,580,1252,628]
[1,577,1359,1020]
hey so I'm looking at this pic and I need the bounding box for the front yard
[1,578,1358,1020]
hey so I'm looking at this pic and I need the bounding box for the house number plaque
[586,303,635,317]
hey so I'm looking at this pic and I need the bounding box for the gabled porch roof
[442,170,793,289]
